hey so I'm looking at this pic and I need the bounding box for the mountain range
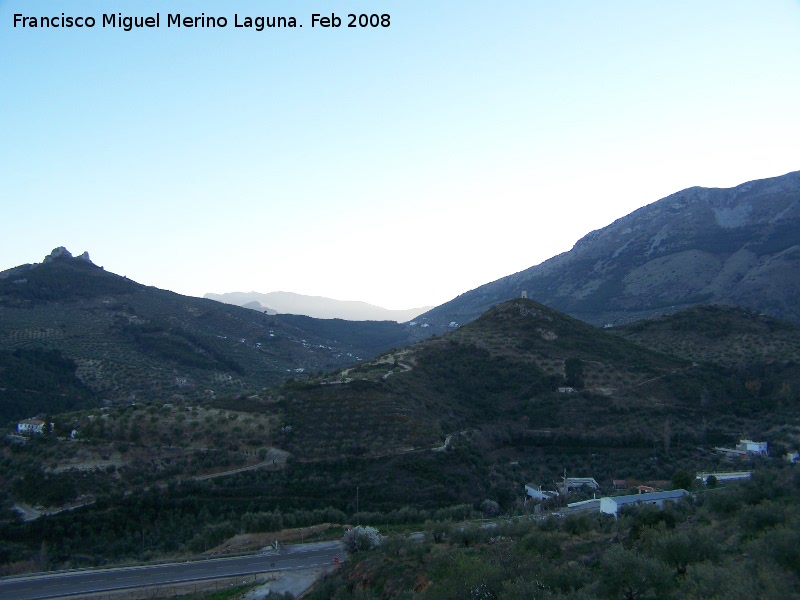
[2,248,799,573]
[2,170,799,422]
[419,170,800,332]
[204,291,432,323]
[0,248,414,419]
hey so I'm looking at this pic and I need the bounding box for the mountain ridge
[419,170,800,331]
[205,290,432,323]
[0,249,416,414]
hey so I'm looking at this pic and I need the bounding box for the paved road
[0,542,343,600]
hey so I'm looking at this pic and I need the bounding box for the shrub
[520,530,563,559]
[757,526,800,576]
[671,469,694,490]
[424,521,449,543]
[480,499,500,517]
[342,526,381,554]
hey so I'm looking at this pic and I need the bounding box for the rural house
[600,489,688,518]
[714,438,768,459]
[738,439,768,456]
[524,483,558,501]
[17,419,46,435]
[558,477,600,495]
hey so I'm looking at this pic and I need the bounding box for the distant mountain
[0,248,415,416]
[204,290,432,323]
[419,170,800,332]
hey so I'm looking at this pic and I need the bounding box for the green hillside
[615,304,800,366]
[1,298,799,573]
[0,348,98,423]
[277,299,778,463]
[0,252,415,418]
[307,467,800,599]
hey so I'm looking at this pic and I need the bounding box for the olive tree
[342,525,381,554]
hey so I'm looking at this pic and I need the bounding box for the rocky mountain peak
[43,247,73,262]
[419,169,800,330]
[42,247,94,265]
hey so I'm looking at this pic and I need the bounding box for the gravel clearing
[241,565,338,599]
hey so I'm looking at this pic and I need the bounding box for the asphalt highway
[0,541,343,600]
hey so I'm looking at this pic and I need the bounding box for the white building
[17,419,46,435]
[737,439,768,456]
[696,471,752,484]
[714,438,769,459]
[525,483,558,501]
[567,499,601,514]
[600,489,688,518]
[559,477,600,494]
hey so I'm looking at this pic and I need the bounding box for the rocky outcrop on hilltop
[42,247,94,265]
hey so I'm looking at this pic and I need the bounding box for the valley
[1,171,799,597]
[1,297,798,598]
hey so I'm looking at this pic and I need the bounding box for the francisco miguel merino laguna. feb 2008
[13,12,392,31]
[13,12,302,31]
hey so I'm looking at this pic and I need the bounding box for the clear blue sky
[2,1,799,309]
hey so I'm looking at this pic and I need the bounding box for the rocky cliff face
[421,170,800,329]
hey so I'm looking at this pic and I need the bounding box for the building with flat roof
[558,477,599,494]
[696,471,751,484]
[714,439,768,459]
[525,483,557,501]
[738,439,768,456]
[600,489,688,517]
[567,499,601,514]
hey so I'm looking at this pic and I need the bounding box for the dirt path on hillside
[192,448,289,481]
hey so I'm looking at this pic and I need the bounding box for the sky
[1,1,799,310]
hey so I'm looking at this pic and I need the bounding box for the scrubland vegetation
[1,292,799,600]
[307,467,800,599]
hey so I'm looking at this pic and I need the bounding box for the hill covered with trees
[0,298,798,578]
[0,249,416,418]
